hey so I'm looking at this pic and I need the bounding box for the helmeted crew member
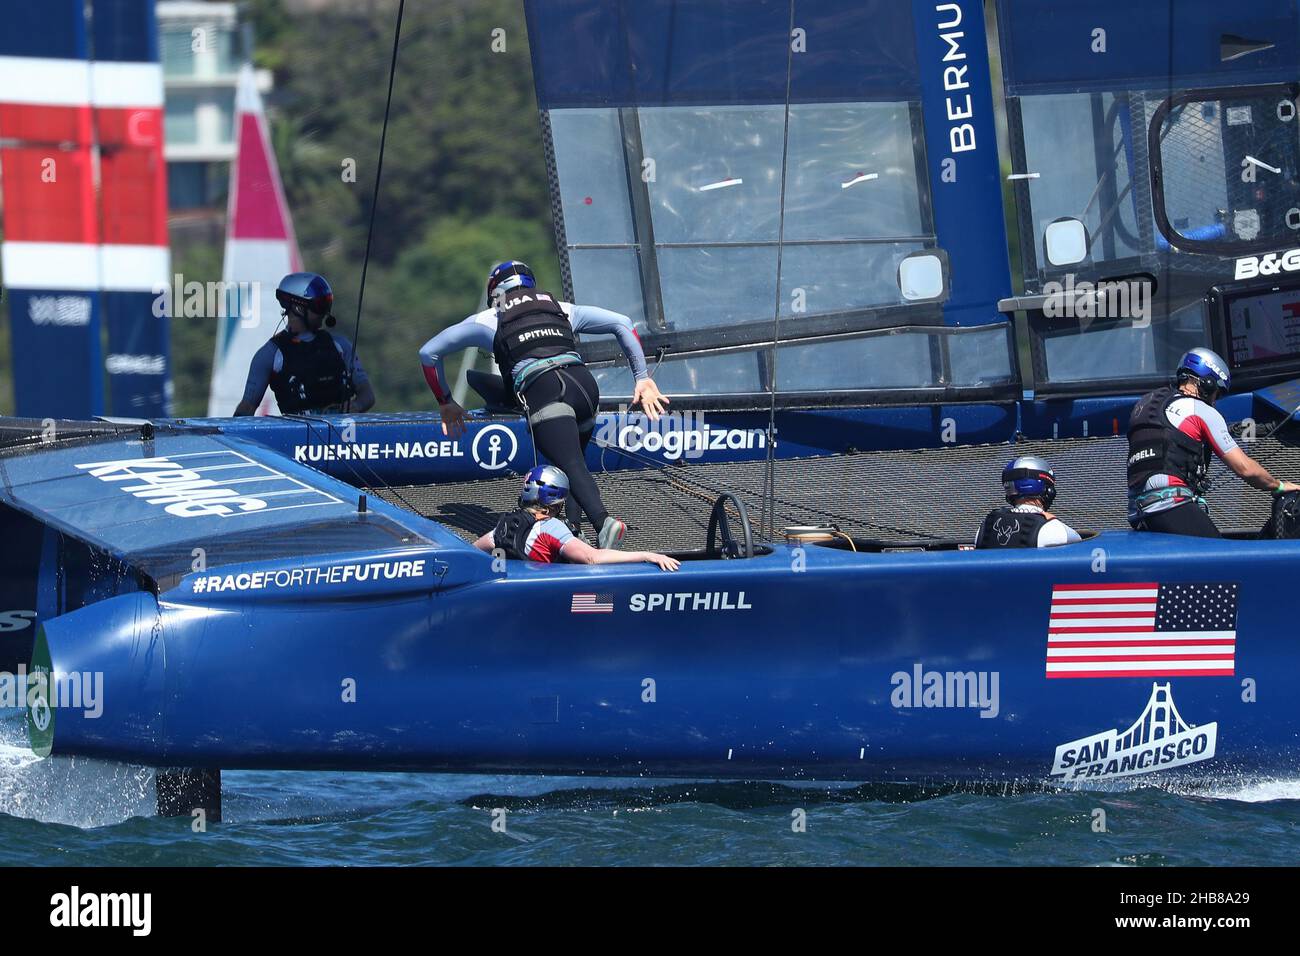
[420,260,668,548]
[1127,347,1300,537]
[235,272,376,416]
[975,455,1082,548]
[473,465,679,570]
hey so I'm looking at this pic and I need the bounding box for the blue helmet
[519,465,569,508]
[275,272,334,320]
[1176,347,1230,401]
[1002,455,1057,508]
[487,260,536,306]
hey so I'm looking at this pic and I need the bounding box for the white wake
[0,709,154,827]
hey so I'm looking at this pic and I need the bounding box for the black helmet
[275,272,335,326]
[1002,454,1057,508]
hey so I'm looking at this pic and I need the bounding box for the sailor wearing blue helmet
[420,260,669,549]
[235,272,375,416]
[1127,347,1300,537]
[976,455,1082,548]
[474,466,679,570]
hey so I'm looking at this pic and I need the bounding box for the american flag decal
[1046,582,1238,678]
[571,593,614,614]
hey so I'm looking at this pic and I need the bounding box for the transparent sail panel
[949,325,1017,386]
[526,0,1004,403]
[998,0,1300,392]
[1015,92,1148,268]
[553,99,939,345]
[590,325,1015,401]
[549,109,637,247]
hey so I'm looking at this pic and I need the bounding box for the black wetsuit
[520,365,607,532]
[493,289,610,532]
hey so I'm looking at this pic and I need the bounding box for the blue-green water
[4,719,1299,865]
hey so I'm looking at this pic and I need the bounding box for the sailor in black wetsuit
[234,272,376,416]
[1127,347,1299,537]
[975,455,1082,549]
[455,260,666,549]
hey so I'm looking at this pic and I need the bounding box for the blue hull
[36,529,1295,784]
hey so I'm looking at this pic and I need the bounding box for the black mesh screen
[369,426,1300,552]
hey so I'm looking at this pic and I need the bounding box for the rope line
[346,0,406,411]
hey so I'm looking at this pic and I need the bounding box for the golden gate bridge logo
[1050,682,1217,781]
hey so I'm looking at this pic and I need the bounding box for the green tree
[165,0,558,415]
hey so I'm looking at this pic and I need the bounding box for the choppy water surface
[3,717,1297,865]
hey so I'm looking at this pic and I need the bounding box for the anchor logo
[471,424,519,471]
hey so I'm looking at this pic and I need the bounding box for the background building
[158,1,270,213]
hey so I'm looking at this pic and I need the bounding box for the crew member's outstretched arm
[418,315,495,436]
[567,304,669,419]
[560,537,680,571]
[1222,448,1300,493]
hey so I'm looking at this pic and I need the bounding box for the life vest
[491,289,578,402]
[492,508,538,560]
[1126,386,1211,494]
[976,507,1048,549]
[269,330,354,414]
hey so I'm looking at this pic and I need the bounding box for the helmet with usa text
[487,260,536,308]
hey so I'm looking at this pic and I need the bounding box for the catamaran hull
[31,531,1298,785]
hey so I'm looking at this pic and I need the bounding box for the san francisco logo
[1050,682,1217,781]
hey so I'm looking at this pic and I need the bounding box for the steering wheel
[705,493,755,559]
